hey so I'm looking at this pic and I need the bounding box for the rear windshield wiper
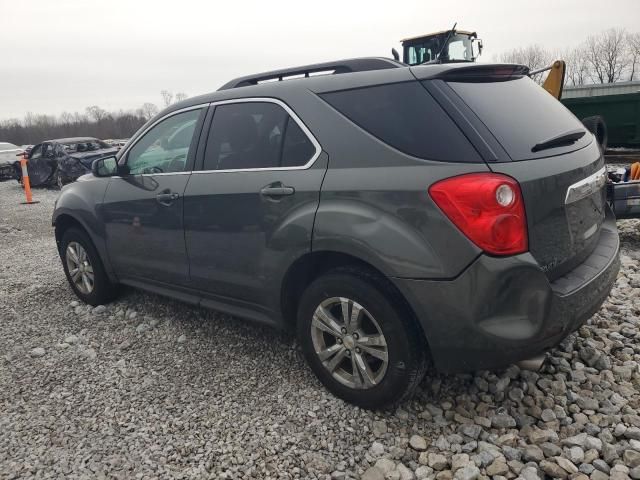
[531,129,586,153]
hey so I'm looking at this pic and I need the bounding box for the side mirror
[91,156,120,177]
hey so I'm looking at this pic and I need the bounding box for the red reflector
[429,173,528,256]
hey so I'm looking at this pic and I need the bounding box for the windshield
[445,35,474,61]
[62,140,110,153]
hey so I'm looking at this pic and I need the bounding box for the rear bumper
[394,207,620,373]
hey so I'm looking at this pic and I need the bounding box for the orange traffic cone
[20,153,39,205]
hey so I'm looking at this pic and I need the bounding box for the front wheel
[60,227,117,305]
[297,269,427,409]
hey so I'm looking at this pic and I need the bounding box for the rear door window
[446,76,591,161]
[320,81,481,162]
[203,102,317,171]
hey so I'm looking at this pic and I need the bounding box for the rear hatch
[419,65,606,279]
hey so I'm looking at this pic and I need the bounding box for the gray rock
[520,466,543,480]
[409,435,428,452]
[593,459,611,474]
[523,445,545,463]
[486,460,509,476]
[626,428,640,441]
[177,334,187,343]
[458,424,482,440]
[135,323,150,334]
[624,450,640,468]
[369,442,385,457]
[540,460,568,478]
[541,442,562,457]
[80,348,97,360]
[374,459,396,476]
[541,409,557,422]
[556,457,579,474]
[566,446,585,464]
[414,466,433,480]
[361,467,385,480]
[396,463,414,480]
[428,453,449,471]
[29,347,45,358]
[491,414,516,429]
[64,335,79,344]
[563,433,588,448]
[453,464,480,480]
[372,420,388,437]
[451,454,470,473]
[92,305,106,314]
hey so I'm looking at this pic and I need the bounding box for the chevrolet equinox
[52,58,620,408]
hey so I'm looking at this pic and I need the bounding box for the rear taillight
[429,173,528,256]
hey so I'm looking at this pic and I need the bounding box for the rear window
[320,82,481,162]
[447,76,590,161]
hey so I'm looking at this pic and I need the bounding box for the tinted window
[320,82,480,162]
[447,76,590,161]
[127,109,201,175]
[29,144,42,159]
[203,102,316,171]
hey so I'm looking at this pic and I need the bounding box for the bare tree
[160,90,174,107]
[628,31,640,81]
[86,105,108,122]
[585,28,628,83]
[499,45,551,83]
[175,92,188,103]
[564,46,591,86]
[139,102,159,120]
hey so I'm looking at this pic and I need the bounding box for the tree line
[499,28,640,86]
[0,91,187,146]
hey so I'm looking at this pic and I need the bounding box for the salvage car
[0,142,23,181]
[52,58,620,408]
[21,137,117,188]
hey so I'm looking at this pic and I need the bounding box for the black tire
[60,227,117,306]
[297,268,428,409]
[582,116,608,151]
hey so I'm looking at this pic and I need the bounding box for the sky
[1,0,639,120]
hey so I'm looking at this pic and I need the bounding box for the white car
[0,142,23,181]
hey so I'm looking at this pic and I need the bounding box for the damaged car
[0,142,23,181]
[20,137,117,188]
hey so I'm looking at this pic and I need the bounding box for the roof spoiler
[218,57,404,90]
[433,64,530,82]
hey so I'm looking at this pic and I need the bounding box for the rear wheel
[297,269,427,409]
[60,227,117,305]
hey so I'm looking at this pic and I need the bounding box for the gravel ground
[2,179,640,480]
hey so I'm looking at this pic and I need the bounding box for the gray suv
[53,59,620,408]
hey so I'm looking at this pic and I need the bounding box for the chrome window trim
[118,103,208,169]
[565,166,607,205]
[192,96,322,174]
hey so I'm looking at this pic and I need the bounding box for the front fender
[52,178,115,281]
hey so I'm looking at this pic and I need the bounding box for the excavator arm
[530,60,566,100]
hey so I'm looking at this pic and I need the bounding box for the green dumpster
[561,91,640,148]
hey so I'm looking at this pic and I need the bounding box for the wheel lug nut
[341,328,347,334]
[355,347,361,354]
[353,333,359,339]
[337,338,342,344]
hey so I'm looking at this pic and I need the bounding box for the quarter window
[126,109,201,175]
[320,82,480,162]
[203,102,316,171]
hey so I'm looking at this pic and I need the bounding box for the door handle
[156,191,180,206]
[260,184,295,198]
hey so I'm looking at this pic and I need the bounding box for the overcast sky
[1,0,638,120]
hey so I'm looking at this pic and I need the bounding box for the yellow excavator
[392,24,566,100]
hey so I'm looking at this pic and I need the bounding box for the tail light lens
[429,173,528,256]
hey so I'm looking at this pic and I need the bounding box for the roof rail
[218,57,404,90]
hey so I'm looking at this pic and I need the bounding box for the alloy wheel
[65,242,94,294]
[310,297,388,389]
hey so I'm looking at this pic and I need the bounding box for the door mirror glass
[92,156,119,177]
